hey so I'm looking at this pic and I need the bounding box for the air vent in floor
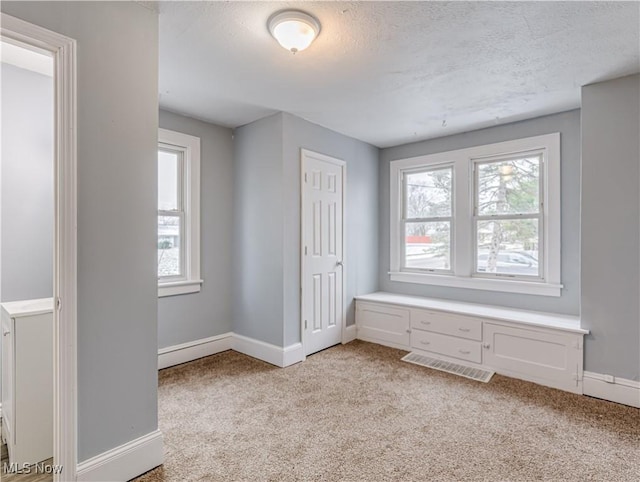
[401,352,494,383]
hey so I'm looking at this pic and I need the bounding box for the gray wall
[233,114,285,346]
[232,113,379,348]
[158,110,234,348]
[1,63,53,303]
[379,110,581,315]
[1,1,160,462]
[581,74,640,381]
[281,113,379,346]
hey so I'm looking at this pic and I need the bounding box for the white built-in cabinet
[356,292,587,394]
[1,298,54,465]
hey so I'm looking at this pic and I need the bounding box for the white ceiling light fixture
[268,10,321,54]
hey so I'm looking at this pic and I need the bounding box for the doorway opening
[0,39,55,480]
[1,14,77,482]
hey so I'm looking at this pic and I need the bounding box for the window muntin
[401,166,453,273]
[473,153,543,280]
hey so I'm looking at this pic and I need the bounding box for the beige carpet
[135,340,639,482]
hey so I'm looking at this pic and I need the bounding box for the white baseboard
[583,371,640,408]
[158,332,232,370]
[282,342,304,367]
[232,334,303,368]
[76,430,163,482]
[343,324,357,344]
[157,332,308,371]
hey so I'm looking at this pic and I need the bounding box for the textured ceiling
[158,1,640,148]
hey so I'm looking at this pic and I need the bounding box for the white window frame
[158,128,202,297]
[390,133,561,297]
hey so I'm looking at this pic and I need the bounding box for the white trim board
[76,430,163,482]
[232,334,303,368]
[158,333,233,369]
[158,333,305,370]
[281,342,305,368]
[343,324,357,344]
[583,372,640,408]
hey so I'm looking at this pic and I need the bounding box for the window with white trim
[402,165,453,273]
[390,133,561,297]
[158,128,202,297]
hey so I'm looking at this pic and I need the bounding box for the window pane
[477,155,540,216]
[158,215,181,277]
[158,150,179,211]
[476,219,539,276]
[404,221,451,270]
[405,168,452,219]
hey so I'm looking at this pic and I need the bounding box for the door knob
[336,260,343,267]
[3,330,9,337]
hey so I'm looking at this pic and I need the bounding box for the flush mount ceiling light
[268,10,321,53]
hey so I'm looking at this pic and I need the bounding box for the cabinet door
[356,302,410,349]
[483,323,583,394]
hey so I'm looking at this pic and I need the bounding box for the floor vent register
[401,352,495,383]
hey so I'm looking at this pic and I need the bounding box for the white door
[301,149,345,356]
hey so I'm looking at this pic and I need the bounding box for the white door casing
[301,150,345,356]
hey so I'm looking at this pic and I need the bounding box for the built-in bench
[355,292,588,394]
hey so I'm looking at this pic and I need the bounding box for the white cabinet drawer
[356,301,410,349]
[411,330,482,363]
[411,309,482,341]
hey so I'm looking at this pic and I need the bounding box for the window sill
[158,279,203,298]
[388,271,562,297]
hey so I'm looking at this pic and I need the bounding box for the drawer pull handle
[458,349,471,355]
[420,321,431,325]
[420,341,431,345]
[458,328,470,332]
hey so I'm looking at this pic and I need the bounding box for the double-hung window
[158,128,201,297]
[402,165,453,273]
[390,133,561,296]
[473,152,543,280]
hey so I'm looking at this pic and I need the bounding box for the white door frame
[1,14,77,481]
[300,149,348,357]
